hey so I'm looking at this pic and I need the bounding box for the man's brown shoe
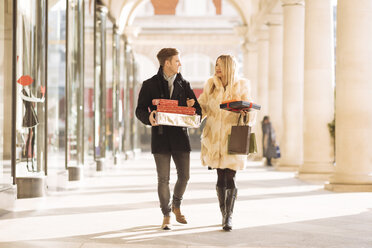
[161,216,171,230]
[172,206,187,224]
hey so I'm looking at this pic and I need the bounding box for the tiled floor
[0,152,371,248]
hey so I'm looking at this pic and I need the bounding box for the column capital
[266,14,283,26]
[281,0,304,7]
[234,25,250,48]
[233,25,249,38]
[243,41,258,53]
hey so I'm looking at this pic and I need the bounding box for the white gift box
[156,112,201,128]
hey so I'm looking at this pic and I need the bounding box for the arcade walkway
[0,153,371,248]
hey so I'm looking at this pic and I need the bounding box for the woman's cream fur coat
[198,76,256,171]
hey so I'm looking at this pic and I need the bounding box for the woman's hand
[240,109,249,116]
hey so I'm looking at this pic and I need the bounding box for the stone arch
[117,0,249,33]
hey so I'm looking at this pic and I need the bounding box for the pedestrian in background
[262,116,277,166]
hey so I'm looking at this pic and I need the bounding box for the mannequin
[20,86,44,172]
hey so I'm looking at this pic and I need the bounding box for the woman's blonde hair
[215,55,238,86]
[210,55,238,95]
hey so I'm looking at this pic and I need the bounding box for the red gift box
[152,99,178,106]
[157,105,196,115]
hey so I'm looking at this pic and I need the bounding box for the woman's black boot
[216,186,226,225]
[223,188,237,231]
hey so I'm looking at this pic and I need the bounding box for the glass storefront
[0,0,11,185]
[66,0,84,168]
[105,21,113,158]
[47,0,66,173]
[84,0,95,164]
[15,0,47,177]
[112,29,121,163]
[123,43,133,156]
[94,5,107,166]
[0,1,3,182]
[119,39,126,155]
[5,0,141,197]
[132,62,140,152]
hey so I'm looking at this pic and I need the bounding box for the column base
[67,166,82,181]
[325,183,372,192]
[325,173,372,192]
[296,172,332,181]
[16,176,46,199]
[297,162,334,181]
[96,159,104,171]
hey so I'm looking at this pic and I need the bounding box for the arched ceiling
[101,0,253,32]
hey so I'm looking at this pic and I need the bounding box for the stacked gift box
[157,105,196,115]
[220,100,261,113]
[152,99,178,106]
[152,99,200,128]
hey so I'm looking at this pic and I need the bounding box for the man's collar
[163,72,176,81]
[157,66,178,81]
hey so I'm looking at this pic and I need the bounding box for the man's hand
[149,110,158,126]
[187,98,195,107]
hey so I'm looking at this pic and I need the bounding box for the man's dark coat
[135,66,202,154]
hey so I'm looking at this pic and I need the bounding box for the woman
[262,116,277,166]
[198,55,256,231]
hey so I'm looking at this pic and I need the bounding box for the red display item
[17,75,34,86]
[152,99,178,106]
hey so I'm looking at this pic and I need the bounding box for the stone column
[298,0,334,180]
[256,27,269,158]
[2,0,13,160]
[257,27,269,117]
[243,41,258,101]
[279,0,304,170]
[325,0,372,192]
[267,15,283,146]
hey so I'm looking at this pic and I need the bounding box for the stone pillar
[2,0,13,160]
[257,27,269,117]
[256,27,269,158]
[298,0,334,180]
[325,0,372,192]
[245,42,258,101]
[267,15,283,146]
[94,5,108,170]
[279,0,304,170]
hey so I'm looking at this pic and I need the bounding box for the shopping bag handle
[237,113,248,126]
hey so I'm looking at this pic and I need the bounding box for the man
[136,48,202,230]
